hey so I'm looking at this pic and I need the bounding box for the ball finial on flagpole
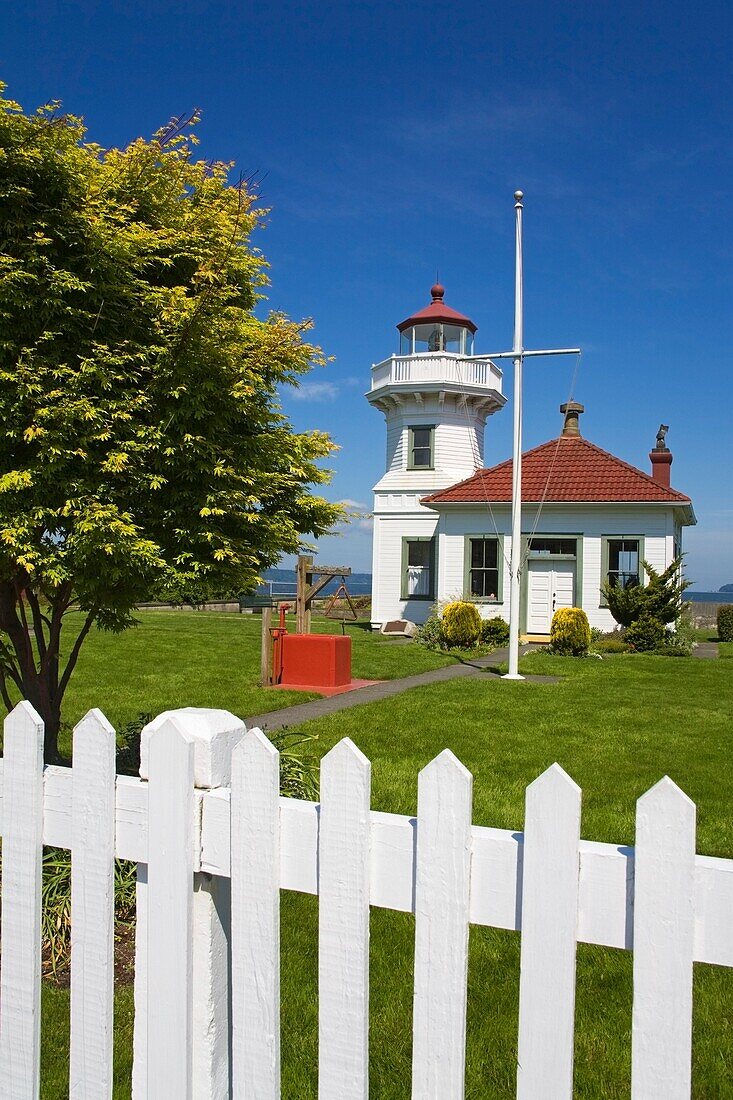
[514,189,524,204]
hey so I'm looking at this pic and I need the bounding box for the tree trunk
[21,673,63,764]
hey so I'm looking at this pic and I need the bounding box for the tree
[0,90,342,761]
[601,558,691,629]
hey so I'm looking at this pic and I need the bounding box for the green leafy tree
[601,558,691,629]
[0,90,342,760]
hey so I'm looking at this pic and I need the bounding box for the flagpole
[504,190,525,680]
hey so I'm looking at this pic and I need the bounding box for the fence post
[132,708,246,1100]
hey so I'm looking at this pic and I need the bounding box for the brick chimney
[560,401,584,437]
[649,423,672,488]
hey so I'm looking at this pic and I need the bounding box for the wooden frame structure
[295,555,352,634]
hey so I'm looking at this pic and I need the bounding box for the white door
[527,561,575,633]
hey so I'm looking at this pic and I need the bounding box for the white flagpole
[504,190,525,680]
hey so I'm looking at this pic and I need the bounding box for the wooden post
[296,555,313,634]
[134,709,246,1100]
[261,607,273,686]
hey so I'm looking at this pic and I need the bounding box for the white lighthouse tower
[367,284,505,628]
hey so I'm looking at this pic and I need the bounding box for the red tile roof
[422,436,692,506]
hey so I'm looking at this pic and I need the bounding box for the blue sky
[5,1,732,584]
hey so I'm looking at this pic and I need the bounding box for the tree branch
[0,668,14,713]
[57,609,96,702]
[23,584,48,664]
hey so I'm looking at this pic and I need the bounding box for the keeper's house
[367,285,695,636]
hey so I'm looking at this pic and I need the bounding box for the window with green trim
[601,536,644,604]
[407,425,434,470]
[401,537,436,600]
[466,537,501,601]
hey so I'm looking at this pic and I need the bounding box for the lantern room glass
[399,324,474,355]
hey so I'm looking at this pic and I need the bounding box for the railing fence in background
[0,700,732,1098]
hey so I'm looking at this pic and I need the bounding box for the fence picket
[69,709,116,1099]
[411,749,473,1099]
[319,738,371,1100]
[231,728,281,1099]
[517,763,581,1100]
[0,702,44,1100]
[631,777,696,1099]
[146,720,195,1099]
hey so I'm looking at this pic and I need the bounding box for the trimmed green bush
[624,613,666,652]
[552,607,591,654]
[442,600,482,648]
[416,609,446,651]
[717,605,733,642]
[481,617,510,647]
[550,607,591,656]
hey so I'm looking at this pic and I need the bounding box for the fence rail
[0,701,732,1098]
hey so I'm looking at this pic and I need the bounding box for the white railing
[370,354,502,392]
[1,700,732,1097]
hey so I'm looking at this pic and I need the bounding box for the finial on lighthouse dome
[430,282,445,302]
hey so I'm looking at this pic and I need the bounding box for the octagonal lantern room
[397,283,476,355]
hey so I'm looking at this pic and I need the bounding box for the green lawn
[55,610,453,756]
[25,614,733,1096]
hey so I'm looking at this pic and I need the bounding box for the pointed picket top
[637,774,696,815]
[4,699,44,741]
[526,761,581,800]
[237,725,278,765]
[73,707,115,746]
[322,736,370,775]
[418,747,472,786]
[148,715,188,754]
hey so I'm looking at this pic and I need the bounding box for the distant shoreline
[688,592,733,604]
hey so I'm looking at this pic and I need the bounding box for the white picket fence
[0,700,732,1099]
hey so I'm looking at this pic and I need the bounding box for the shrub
[718,605,733,642]
[601,557,691,628]
[624,613,666,652]
[481,617,510,647]
[416,609,446,651]
[550,607,591,656]
[594,638,630,654]
[441,600,482,648]
[654,644,691,657]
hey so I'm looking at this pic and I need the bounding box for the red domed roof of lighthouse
[397,283,477,334]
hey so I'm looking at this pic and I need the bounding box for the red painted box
[280,633,352,689]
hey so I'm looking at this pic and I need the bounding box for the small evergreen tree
[601,558,690,629]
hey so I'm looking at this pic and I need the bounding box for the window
[401,537,435,600]
[606,538,640,589]
[527,538,577,557]
[465,536,502,601]
[407,425,434,470]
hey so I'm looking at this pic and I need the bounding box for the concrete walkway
[693,641,720,659]
[247,644,557,733]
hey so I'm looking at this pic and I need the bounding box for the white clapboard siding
[69,710,117,1100]
[517,764,582,1100]
[146,720,195,1100]
[411,750,473,1099]
[0,702,45,1100]
[631,777,696,1100]
[231,728,281,1100]
[318,738,371,1100]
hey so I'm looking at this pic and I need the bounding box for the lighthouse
[366,284,505,628]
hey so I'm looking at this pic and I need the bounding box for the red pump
[270,602,291,684]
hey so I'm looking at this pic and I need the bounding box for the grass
[53,610,453,757]
[19,613,733,1096]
